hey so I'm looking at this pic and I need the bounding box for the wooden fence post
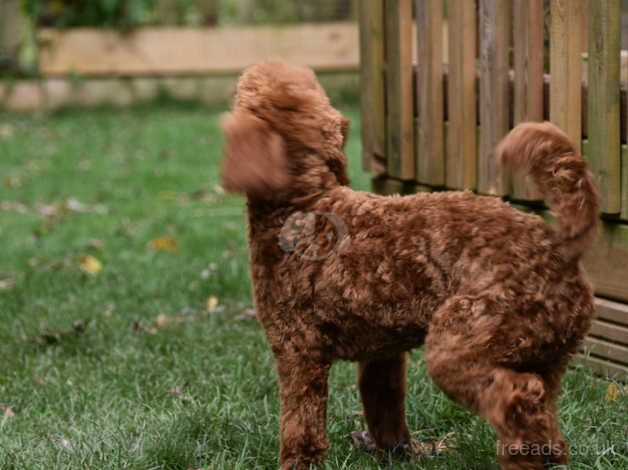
[447,0,477,191]
[0,0,21,67]
[623,51,628,221]
[549,0,584,154]
[416,0,444,186]
[478,0,511,196]
[385,0,415,180]
[359,0,386,173]
[511,0,544,200]
[588,0,621,214]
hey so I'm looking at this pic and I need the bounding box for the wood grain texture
[623,54,628,221]
[623,143,628,220]
[38,23,359,76]
[358,1,386,173]
[549,0,583,153]
[583,338,628,365]
[446,0,477,190]
[511,0,544,200]
[385,0,415,180]
[478,0,511,196]
[583,218,628,302]
[589,320,628,345]
[587,0,621,214]
[595,297,628,324]
[416,0,444,185]
[0,0,21,59]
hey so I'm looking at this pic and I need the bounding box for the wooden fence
[359,0,628,379]
[37,23,359,76]
[0,22,359,110]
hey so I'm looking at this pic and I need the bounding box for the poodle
[220,59,600,470]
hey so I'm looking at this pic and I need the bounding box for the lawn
[0,103,625,470]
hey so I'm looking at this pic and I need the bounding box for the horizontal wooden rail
[580,297,628,378]
[418,68,628,146]
[38,22,359,76]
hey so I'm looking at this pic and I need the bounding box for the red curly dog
[221,59,599,470]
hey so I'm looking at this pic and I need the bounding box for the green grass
[0,103,625,470]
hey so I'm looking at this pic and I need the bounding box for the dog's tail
[496,122,600,260]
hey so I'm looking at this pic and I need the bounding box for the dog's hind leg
[276,355,331,470]
[424,295,568,470]
[357,352,411,451]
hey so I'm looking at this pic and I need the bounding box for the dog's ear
[221,112,291,198]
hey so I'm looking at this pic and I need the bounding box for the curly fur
[220,59,600,470]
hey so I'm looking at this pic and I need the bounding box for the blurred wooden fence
[37,23,359,76]
[360,0,628,379]
[0,21,359,110]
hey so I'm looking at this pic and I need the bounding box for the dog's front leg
[276,354,331,470]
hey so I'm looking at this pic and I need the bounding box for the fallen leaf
[66,198,106,214]
[66,198,89,212]
[103,304,116,317]
[150,235,180,253]
[158,191,179,201]
[234,308,256,321]
[36,320,85,346]
[350,430,455,458]
[4,176,21,188]
[170,385,194,402]
[191,188,208,200]
[132,320,157,335]
[206,295,219,312]
[0,278,15,291]
[179,307,198,317]
[155,313,184,328]
[0,123,14,139]
[36,202,63,218]
[407,434,454,456]
[3,406,15,419]
[118,218,137,237]
[200,262,218,279]
[1,201,28,213]
[605,383,619,402]
[85,238,104,250]
[52,435,72,450]
[79,255,102,276]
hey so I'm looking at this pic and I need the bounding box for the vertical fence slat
[511,0,544,200]
[416,0,444,185]
[386,0,415,180]
[359,0,386,173]
[549,0,583,153]
[479,0,511,196]
[0,0,21,63]
[446,0,477,190]
[588,0,621,214]
[623,52,628,221]
[622,145,628,220]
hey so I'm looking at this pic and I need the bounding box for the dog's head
[221,59,349,199]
